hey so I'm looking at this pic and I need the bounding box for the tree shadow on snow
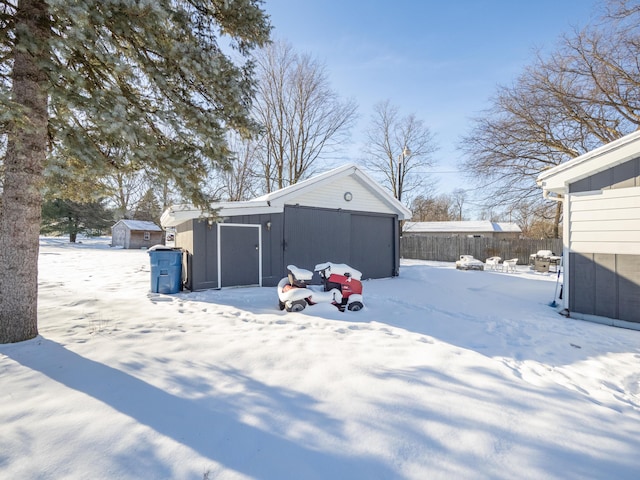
[2,337,396,479]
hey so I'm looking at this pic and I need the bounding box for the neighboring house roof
[537,129,640,195]
[160,163,412,227]
[112,220,162,231]
[403,221,522,234]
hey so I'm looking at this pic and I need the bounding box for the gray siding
[182,214,284,290]
[570,157,640,193]
[569,252,640,323]
[181,220,219,291]
[618,255,640,322]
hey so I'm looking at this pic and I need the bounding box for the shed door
[218,224,261,287]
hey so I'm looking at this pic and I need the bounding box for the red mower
[277,262,364,312]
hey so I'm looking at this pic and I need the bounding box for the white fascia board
[160,205,195,227]
[160,201,280,227]
[537,130,640,194]
[218,202,282,217]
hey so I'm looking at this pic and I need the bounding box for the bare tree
[459,0,640,238]
[102,169,147,220]
[364,100,438,205]
[253,40,358,192]
[410,194,455,221]
[504,200,557,238]
[208,132,261,201]
[459,74,581,238]
[451,188,467,221]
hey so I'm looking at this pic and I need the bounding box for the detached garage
[537,130,640,329]
[160,164,411,290]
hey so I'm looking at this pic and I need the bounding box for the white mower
[277,263,364,312]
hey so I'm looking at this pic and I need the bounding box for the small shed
[160,164,412,290]
[403,221,522,239]
[111,220,163,249]
[537,130,640,329]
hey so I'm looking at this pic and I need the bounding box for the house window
[144,232,150,241]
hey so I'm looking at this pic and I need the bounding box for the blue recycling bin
[148,247,183,294]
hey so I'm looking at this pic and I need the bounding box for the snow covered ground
[1,237,640,479]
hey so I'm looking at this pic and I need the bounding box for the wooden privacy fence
[400,236,563,265]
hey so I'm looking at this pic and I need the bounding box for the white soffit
[538,130,640,193]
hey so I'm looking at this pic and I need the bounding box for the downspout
[543,188,569,314]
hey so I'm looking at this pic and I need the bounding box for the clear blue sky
[261,0,601,200]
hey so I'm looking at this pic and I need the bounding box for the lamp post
[397,145,411,202]
[397,145,411,250]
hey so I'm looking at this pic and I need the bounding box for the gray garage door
[283,206,350,272]
[218,224,261,287]
[350,214,395,279]
[283,206,395,280]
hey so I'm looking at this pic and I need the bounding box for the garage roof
[112,220,162,231]
[161,164,412,227]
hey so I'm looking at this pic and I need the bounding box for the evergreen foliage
[41,199,113,242]
[133,188,162,223]
[0,0,271,343]
[41,0,271,206]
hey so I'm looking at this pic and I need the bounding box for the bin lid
[147,244,179,252]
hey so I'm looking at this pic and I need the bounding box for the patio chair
[503,258,518,273]
[485,256,501,271]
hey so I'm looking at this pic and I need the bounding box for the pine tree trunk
[0,0,49,343]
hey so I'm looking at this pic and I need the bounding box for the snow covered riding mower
[277,262,364,312]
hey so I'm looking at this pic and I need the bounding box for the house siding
[565,157,640,325]
[569,252,640,323]
[175,221,197,291]
[568,187,640,255]
[350,213,396,278]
